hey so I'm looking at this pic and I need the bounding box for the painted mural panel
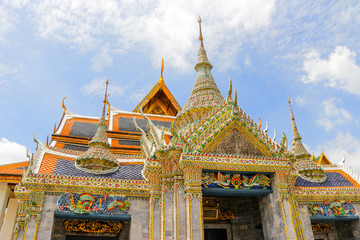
[202,171,271,189]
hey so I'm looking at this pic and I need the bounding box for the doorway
[204,229,228,240]
[65,236,118,240]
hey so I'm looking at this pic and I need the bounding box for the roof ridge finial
[198,16,204,47]
[102,78,109,117]
[159,58,164,83]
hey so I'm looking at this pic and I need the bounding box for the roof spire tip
[159,58,164,83]
[102,79,109,117]
[198,16,204,47]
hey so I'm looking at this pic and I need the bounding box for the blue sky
[1,0,360,173]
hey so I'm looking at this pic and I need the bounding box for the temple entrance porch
[203,197,264,240]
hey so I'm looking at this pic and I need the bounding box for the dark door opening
[65,236,119,240]
[204,229,228,240]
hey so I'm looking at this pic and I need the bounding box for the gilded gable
[207,128,265,156]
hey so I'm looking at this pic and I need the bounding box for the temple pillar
[0,198,19,240]
[260,173,302,240]
[37,195,57,240]
[259,187,288,239]
[24,218,38,240]
[146,169,162,240]
[173,176,185,240]
[160,182,173,240]
[183,167,203,240]
[0,182,10,229]
[260,172,307,240]
[298,204,315,240]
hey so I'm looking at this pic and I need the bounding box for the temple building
[1,18,360,240]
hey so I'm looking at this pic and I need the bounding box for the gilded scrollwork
[64,220,123,233]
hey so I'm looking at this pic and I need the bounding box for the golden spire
[288,98,310,158]
[198,16,204,47]
[102,78,109,117]
[158,58,164,83]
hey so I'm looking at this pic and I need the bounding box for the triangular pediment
[207,128,266,157]
[133,81,181,117]
[315,152,332,165]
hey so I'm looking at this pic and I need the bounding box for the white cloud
[90,43,113,72]
[316,98,352,131]
[81,78,126,97]
[295,96,306,106]
[0,138,28,165]
[302,46,360,95]
[15,0,275,71]
[130,87,151,103]
[0,3,17,45]
[316,132,360,173]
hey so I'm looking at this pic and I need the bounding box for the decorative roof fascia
[133,80,182,114]
[34,142,146,174]
[294,188,360,202]
[16,174,150,197]
[179,153,291,172]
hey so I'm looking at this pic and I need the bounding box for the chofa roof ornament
[75,79,119,174]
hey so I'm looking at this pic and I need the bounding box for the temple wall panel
[128,199,149,240]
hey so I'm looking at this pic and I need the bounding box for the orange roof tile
[0,161,29,175]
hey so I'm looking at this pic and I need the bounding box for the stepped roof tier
[174,17,225,135]
[288,99,327,183]
[75,80,120,174]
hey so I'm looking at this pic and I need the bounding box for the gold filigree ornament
[64,220,123,233]
[311,222,330,232]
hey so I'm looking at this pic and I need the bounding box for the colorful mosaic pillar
[148,170,162,240]
[183,167,204,240]
[14,191,44,240]
[160,180,173,240]
[173,175,185,240]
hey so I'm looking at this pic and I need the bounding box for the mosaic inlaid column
[183,167,203,240]
[173,175,185,240]
[160,180,173,240]
[148,171,162,240]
